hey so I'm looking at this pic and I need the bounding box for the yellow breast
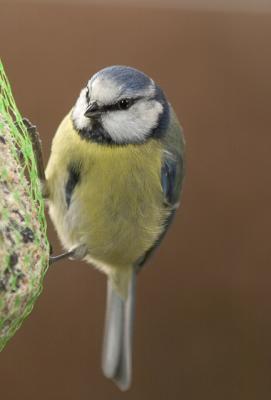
[46,114,169,269]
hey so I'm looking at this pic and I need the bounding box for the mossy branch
[0,60,50,351]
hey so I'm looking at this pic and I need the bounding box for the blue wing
[161,157,178,206]
[136,153,183,270]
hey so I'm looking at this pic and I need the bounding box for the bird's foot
[49,244,88,265]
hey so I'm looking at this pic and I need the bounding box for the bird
[45,65,185,391]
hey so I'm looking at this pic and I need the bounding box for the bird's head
[71,65,170,145]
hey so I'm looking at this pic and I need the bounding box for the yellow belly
[46,114,169,270]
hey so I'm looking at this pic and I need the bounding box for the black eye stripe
[102,103,121,112]
[104,99,133,112]
[84,95,144,114]
[102,97,142,113]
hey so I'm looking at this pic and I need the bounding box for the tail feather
[102,268,136,391]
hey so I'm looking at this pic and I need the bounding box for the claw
[49,250,75,265]
[49,245,88,265]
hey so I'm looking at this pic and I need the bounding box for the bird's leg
[22,118,49,198]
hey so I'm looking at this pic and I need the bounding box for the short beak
[84,101,101,118]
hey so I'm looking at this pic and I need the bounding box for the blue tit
[45,65,185,391]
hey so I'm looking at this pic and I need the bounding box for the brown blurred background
[1,1,271,399]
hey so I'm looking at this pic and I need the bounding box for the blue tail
[102,269,136,391]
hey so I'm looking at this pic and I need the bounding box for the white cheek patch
[101,100,163,143]
[72,88,91,130]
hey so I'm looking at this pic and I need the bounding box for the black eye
[86,87,90,103]
[118,98,132,110]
